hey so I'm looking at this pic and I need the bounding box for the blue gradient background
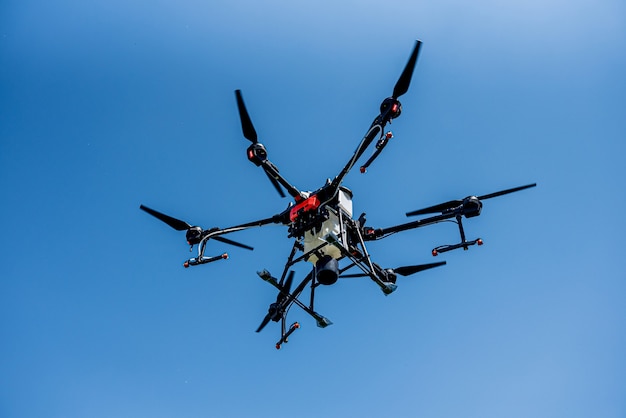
[1,1,625,417]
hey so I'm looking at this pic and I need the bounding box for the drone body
[140,40,536,349]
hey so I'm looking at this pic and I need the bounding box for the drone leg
[279,242,300,285]
[345,220,396,294]
[276,322,300,350]
[456,215,468,250]
[310,272,317,312]
[281,314,286,341]
[431,217,483,256]
[360,131,393,173]
[183,253,228,267]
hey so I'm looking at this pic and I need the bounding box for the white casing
[303,187,353,264]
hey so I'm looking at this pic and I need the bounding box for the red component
[386,131,393,139]
[222,253,229,259]
[275,344,281,350]
[183,261,190,268]
[360,166,366,173]
[289,194,321,222]
[247,149,255,160]
[432,249,438,257]
[294,322,300,329]
[477,239,483,246]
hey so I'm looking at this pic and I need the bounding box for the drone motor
[379,97,402,119]
[185,226,203,245]
[247,143,268,166]
[460,196,483,218]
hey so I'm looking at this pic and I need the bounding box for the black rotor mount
[380,97,402,119]
[247,143,268,166]
[186,226,204,245]
[461,197,483,218]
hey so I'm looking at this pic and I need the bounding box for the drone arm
[193,213,288,260]
[329,41,421,193]
[207,214,286,238]
[329,121,384,196]
[260,158,304,199]
[364,212,456,240]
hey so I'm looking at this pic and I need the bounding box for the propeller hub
[380,97,402,119]
[247,143,268,166]
[185,226,204,245]
[461,196,483,218]
[384,269,398,284]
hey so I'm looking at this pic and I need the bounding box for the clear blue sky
[2,1,625,417]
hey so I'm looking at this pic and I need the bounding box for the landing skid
[276,322,300,350]
[432,238,483,256]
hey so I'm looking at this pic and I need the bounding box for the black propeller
[256,271,294,333]
[340,261,446,278]
[234,90,286,198]
[393,40,422,99]
[263,171,286,198]
[139,204,254,250]
[393,261,447,276]
[235,89,258,143]
[406,183,537,217]
[140,204,190,231]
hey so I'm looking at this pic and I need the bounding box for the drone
[140,40,536,349]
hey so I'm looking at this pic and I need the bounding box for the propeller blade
[264,171,286,198]
[139,205,191,231]
[340,261,446,278]
[405,199,463,217]
[406,183,537,217]
[235,90,258,143]
[478,183,537,201]
[394,261,446,276]
[392,40,422,99]
[212,236,254,251]
[256,313,272,333]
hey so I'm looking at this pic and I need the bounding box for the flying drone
[140,40,536,349]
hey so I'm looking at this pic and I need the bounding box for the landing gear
[431,215,483,256]
[275,322,300,350]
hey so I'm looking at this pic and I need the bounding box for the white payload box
[303,187,353,264]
